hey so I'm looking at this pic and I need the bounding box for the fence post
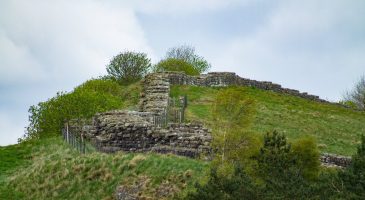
[66,122,69,143]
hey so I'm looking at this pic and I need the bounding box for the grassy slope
[171,85,365,156]
[0,137,208,199]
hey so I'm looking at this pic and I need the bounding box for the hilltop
[1,71,365,199]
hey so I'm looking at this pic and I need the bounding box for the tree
[339,134,365,199]
[343,75,365,110]
[20,79,125,141]
[164,45,211,74]
[153,58,200,75]
[211,87,259,173]
[106,51,151,85]
[253,131,321,199]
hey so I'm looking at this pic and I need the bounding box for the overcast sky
[1,0,364,146]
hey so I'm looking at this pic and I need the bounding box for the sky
[1,0,365,146]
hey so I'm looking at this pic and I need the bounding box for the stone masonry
[139,73,170,115]
[88,110,212,158]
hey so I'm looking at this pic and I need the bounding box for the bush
[20,79,127,141]
[106,51,151,85]
[253,131,321,199]
[187,130,340,200]
[153,58,200,75]
[292,136,321,180]
[164,45,211,74]
[185,164,260,200]
[339,134,365,199]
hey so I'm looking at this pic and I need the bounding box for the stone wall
[320,153,352,168]
[139,73,170,115]
[89,110,212,158]
[161,71,330,103]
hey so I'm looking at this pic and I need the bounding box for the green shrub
[252,131,322,199]
[153,58,200,75]
[185,164,260,200]
[21,79,127,141]
[164,45,211,74]
[292,136,321,180]
[339,134,365,199]
[106,51,151,85]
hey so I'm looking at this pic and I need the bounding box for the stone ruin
[75,71,353,166]
[88,110,211,158]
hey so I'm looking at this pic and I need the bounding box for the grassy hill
[0,137,208,199]
[2,80,365,199]
[170,85,365,156]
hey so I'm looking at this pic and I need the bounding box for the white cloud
[0,0,154,145]
[0,0,153,87]
[127,0,251,14]
[212,0,365,101]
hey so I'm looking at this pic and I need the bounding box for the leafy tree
[106,51,151,85]
[343,75,365,110]
[211,87,259,174]
[164,45,211,74]
[20,79,126,141]
[153,58,200,75]
[339,134,365,199]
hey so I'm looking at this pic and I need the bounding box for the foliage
[20,79,139,142]
[106,51,151,85]
[343,75,365,110]
[164,45,211,74]
[339,134,365,199]
[292,136,321,180]
[211,87,259,172]
[153,58,200,75]
[187,132,334,200]
[253,131,320,199]
[185,164,260,200]
[170,85,365,156]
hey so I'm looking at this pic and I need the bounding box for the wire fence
[62,123,95,154]
[153,95,187,127]
[63,95,188,153]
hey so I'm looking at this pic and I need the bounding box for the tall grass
[0,137,208,199]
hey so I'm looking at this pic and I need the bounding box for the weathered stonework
[139,73,170,115]
[320,153,352,168]
[161,71,328,102]
[88,110,212,158]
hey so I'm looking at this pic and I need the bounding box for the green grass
[0,136,208,199]
[171,85,365,156]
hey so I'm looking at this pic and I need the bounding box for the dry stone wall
[162,71,329,103]
[88,110,212,158]
[320,153,352,168]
